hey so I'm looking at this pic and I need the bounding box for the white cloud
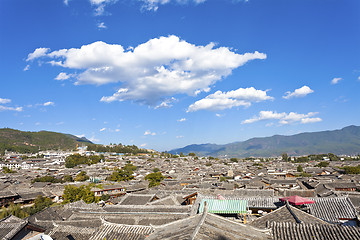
[100,127,106,132]
[242,111,322,125]
[115,129,120,132]
[177,118,186,122]
[55,72,73,81]
[76,134,85,138]
[0,98,11,104]
[90,0,117,15]
[358,76,360,81]
[282,85,314,99]
[155,97,177,109]
[97,22,107,29]
[140,0,206,11]
[176,135,184,138]
[89,136,100,142]
[43,101,55,106]
[187,87,273,112]
[215,113,223,118]
[144,130,156,136]
[24,65,30,71]
[27,35,266,106]
[0,106,22,112]
[26,48,50,61]
[64,0,70,5]
[140,143,147,147]
[331,77,342,85]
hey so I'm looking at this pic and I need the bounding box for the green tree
[145,172,165,188]
[230,158,238,163]
[188,152,196,157]
[297,165,303,172]
[315,161,329,168]
[2,167,15,173]
[153,168,160,173]
[63,175,74,182]
[75,171,89,182]
[281,153,289,161]
[62,185,97,204]
[107,164,136,182]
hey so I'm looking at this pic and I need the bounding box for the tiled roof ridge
[190,201,208,239]
[285,201,301,223]
[1,215,28,240]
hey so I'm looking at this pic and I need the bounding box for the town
[1,146,360,239]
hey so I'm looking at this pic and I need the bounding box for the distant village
[1,146,360,239]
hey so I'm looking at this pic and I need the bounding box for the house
[91,184,126,197]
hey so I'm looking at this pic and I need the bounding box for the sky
[0,0,359,151]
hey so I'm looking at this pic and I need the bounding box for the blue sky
[0,0,359,151]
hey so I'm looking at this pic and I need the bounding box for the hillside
[169,125,360,158]
[0,128,92,154]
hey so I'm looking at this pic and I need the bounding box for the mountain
[0,128,93,154]
[169,125,360,158]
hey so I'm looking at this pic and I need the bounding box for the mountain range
[169,125,360,158]
[0,128,92,154]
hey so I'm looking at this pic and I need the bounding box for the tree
[281,153,289,161]
[62,185,97,204]
[153,168,160,173]
[188,153,196,157]
[230,158,238,163]
[297,165,303,172]
[107,164,136,182]
[75,171,89,182]
[63,175,74,182]
[145,172,164,188]
[315,161,329,168]
[2,167,15,173]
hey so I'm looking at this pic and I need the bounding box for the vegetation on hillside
[65,154,103,168]
[0,128,92,154]
[87,143,148,154]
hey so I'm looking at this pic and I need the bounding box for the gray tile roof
[89,222,153,240]
[306,197,358,223]
[270,222,360,240]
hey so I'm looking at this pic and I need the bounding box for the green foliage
[220,176,226,182]
[297,165,303,172]
[75,171,89,182]
[294,156,309,163]
[62,185,98,204]
[343,165,360,174]
[63,175,74,182]
[0,128,91,154]
[145,172,165,188]
[230,158,238,163]
[32,175,63,184]
[100,194,110,201]
[253,163,263,166]
[87,143,148,154]
[2,167,16,173]
[315,161,330,168]
[300,172,312,177]
[153,168,160,173]
[0,195,52,219]
[281,153,289,161]
[188,152,196,157]
[107,163,137,182]
[208,156,215,160]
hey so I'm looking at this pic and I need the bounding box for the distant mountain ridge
[169,125,360,158]
[0,128,92,153]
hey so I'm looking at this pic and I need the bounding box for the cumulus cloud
[43,101,55,106]
[283,85,314,99]
[55,72,73,81]
[331,77,342,85]
[177,118,187,122]
[100,127,106,132]
[26,48,50,61]
[140,0,206,11]
[144,130,156,136]
[187,87,273,112]
[0,106,23,112]
[27,35,266,106]
[242,111,322,125]
[0,98,11,104]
